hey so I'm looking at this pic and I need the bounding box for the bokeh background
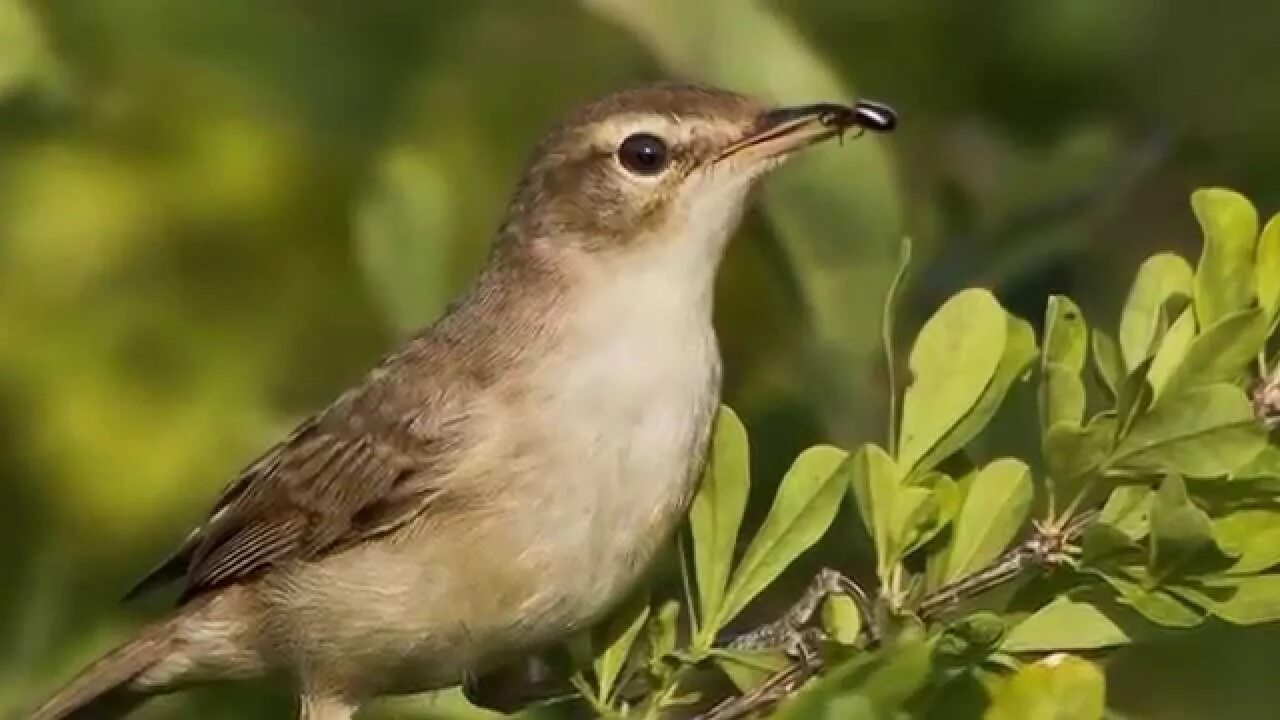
[3,1,1280,718]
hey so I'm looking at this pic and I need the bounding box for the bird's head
[495,83,895,270]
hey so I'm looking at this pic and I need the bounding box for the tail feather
[27,615,181,720]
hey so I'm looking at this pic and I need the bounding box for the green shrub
[565,188,1280,719]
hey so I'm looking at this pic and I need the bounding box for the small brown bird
[28,83,895,720]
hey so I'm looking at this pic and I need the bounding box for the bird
[27,82,896,720]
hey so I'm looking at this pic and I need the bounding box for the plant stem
[702,511,1099,719]
[883,237,912,456]
[640,664,693,720]
[677,533,701,641]
[571,673,616,718]
[919,509,1096,620]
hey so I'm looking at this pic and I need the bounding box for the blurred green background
[3,1,1280,718]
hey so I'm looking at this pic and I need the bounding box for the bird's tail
[26,612,184,720]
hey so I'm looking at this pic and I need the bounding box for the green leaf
[1110,384,1266,478]
[821,593,864,646]
[1160,308,1269,398]
[914,313,1037,476]
[646,600,680,669]
[897,471,960,559]
[1040,296,1088,432]
[1091,330,1125,398]
[1118,253,1194,371]
[1234,444,1280,481]
[1044,414,1116,507]
[1256,213,1280,322]
[1094,569,1205,628]
[1043,296,1089,370]
[1174,575,1280,625]
[593,592,650,704]
[773,634,937,720]
[1041,366,1087,438]
[1080,526,1140,572]
[716,445,848,628]
[850,443,901,577]
[1114,358,1154,438]
[1212,509,1280,574]
[688,406,749,637]
[1001,595,1131,653]
[939,612,1006,665]
[1146,307,1196,398]
[899,289,1008,472]
[984,655,1105,720]
[1080,486,1153,569]
[1098,485,1154,541]
[1149,474,1215,582]
[709,648,790,693]
[852,445,958,581]
[1192,187,1259,328]
[935,458,1032,588]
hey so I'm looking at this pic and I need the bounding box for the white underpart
[524,167,757,620]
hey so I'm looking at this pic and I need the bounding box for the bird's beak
[716,99,897,164]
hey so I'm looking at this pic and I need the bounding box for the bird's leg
[463,650,575,712]
[298,695,355,720]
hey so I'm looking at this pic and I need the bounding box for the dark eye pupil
[617,133,669,175]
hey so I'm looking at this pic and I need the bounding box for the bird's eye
[616,133,669,176]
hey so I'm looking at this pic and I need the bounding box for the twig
[699,510,1099,720]
[700,569,871,720]
[699,663,811,720]
[725,568,879,654]
[919,509,1097,621]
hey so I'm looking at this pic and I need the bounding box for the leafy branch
[553,188,1280,720]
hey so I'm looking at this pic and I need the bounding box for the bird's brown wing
[126,399,463,602]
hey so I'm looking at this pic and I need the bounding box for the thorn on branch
[1251,368,1280,429]
[919,509,1096,621]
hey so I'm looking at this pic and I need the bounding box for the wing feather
[126,386,469,603]
[190,516,305,592]
[122,321,489,604]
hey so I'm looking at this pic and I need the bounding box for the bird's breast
[508,265,722,624]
